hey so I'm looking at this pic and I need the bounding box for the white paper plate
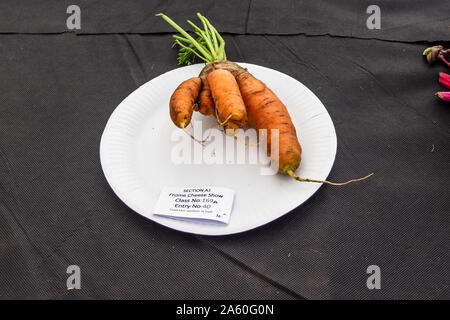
[100,63,337,235]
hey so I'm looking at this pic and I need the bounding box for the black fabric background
[0,1,448,299]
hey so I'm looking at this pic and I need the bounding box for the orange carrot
[169,77,201,128]
[236,71,302,174]
[236,71,374,185]
[207,69,247,129]
[196,75,215,115]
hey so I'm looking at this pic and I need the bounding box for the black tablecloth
[0,1,448,299]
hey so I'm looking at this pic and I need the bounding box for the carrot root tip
[287,170,374,186]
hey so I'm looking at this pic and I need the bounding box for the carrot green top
[157,13,227,65]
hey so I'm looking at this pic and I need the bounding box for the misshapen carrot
[196,75,215,115]
[169,77,201,128]
[236,71,302,174]
[207,69,247,130]
[236,71,374,185]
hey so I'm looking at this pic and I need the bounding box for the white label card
[152,187,235,225]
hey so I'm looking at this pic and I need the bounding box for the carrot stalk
[156,13,212,62]
[157,13,226,65]
[174,39,209,63]
[199,14,218,53]
[187,20,216,58]
[172,35,190,43]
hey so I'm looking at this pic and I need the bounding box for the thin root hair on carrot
[182,127,209,145]
[287,171,374,186]
[214,108,234,126]
[232,135,260,147]
[217,126,261,147]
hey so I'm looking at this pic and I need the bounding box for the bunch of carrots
[160,13,373,186]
